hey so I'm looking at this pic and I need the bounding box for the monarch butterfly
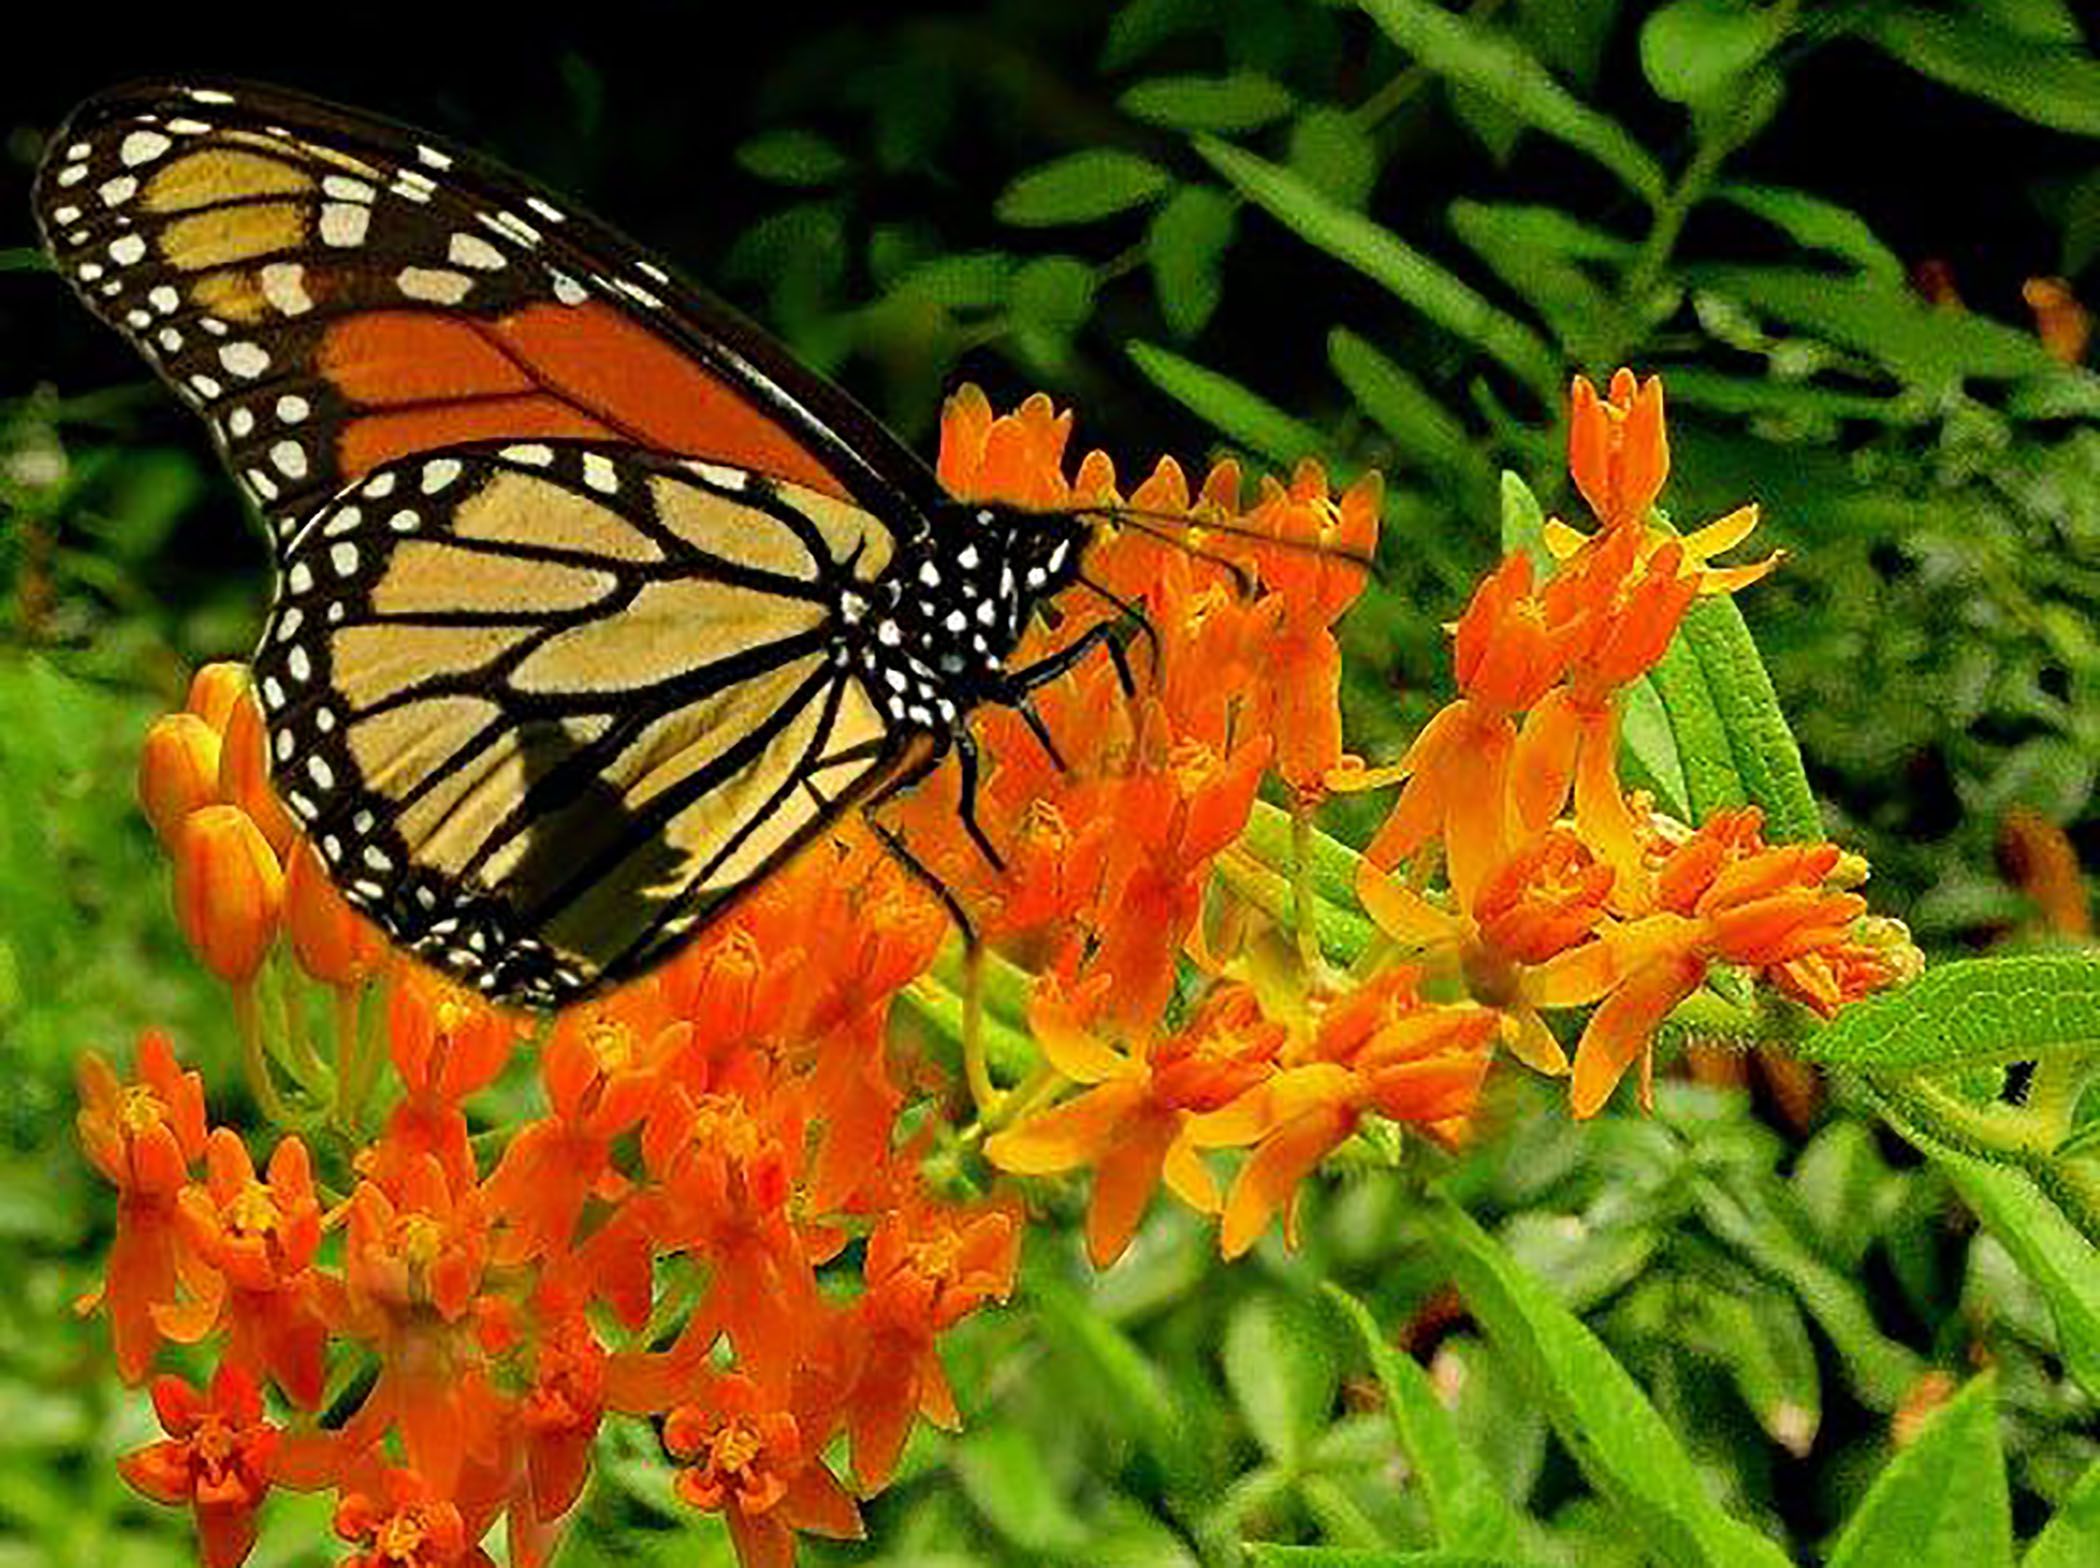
[34,79,1136,1009]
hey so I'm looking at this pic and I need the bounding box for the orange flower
[334,1467,495,1568]
[985,981,1281,1266]
[344,1153,490,1327]
[1357,826,1618,1075]
[76,1031,210,1380]
[184,661,250,733]
[937,384,1075,508]
[518,1309,608,1524]
[1568,369,1667,532]
[1188,972,1495,1258]
[119,1362,277,1568]
[375,970,523,1191]
[137,712,222,846]
[171,1130,328,1407]
[1557,809,1892,1117]
[171,805,284,988]
[664,1371,862,1568]
[1089,729,1269,1026]
[1356,552,1574,905]
[846,1185,1020,1488]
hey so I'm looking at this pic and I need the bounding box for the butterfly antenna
[1075,572,1163,677]
[1074,508,1257,598]
[1079,500,1383,580]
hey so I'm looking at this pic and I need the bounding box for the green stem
[235,982,306,1129]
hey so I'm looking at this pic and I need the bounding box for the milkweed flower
[1568,368,1668,532]
[169,1130,328,1407]
[1187,970,1495,1258]
[119,1362,277,1568]
[138,713,223,846]
[985,981,1282,1265]
[333,1466,496,1568]
[76,1031,210,1380]
[663,1371,863,1568]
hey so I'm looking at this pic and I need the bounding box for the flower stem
[234,980,302,1128]
[961,943,1004,1120]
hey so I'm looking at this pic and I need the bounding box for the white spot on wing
[120,130,172,167]
[320,203,370,247]
[260,262,312,315]
[396,266,473,304]
[447,232,506,271]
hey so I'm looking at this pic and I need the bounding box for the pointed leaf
[996,152,1174,226]
[1148,185,1238,338]
[1323,1285,1531,1556]
[1940,1153,2100,1406]
[1824,1374,2011,1568]
[1122,73,1295,133]
[1127,341,1327,467]
[1794,955,2100,1073]
[1197,139,1561,397]
[1356,0,1666,202]
[1675,594,1821,841]
[1862,7,2100,137]
[1639,0,1786,104]
[2024,1454,2100,1568]
[1420,1198,1794,1568]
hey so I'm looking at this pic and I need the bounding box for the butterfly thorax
[847,503,1090,733]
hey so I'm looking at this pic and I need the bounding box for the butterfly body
[37,79,1103,1006]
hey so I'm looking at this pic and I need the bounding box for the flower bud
[173,805,284,986]
[218,690,299,856]
[285,836,385,987]
[184,661,250,734]
[137,713,223,846]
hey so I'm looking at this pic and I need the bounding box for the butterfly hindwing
[33,78,943,556]
[253,440,901,1005]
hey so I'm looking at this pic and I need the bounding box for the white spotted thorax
[854,503,1090,733]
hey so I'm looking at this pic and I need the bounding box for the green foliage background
[4,1,2100,1564]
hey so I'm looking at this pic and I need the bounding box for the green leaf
[1322,1285,1531,1555]
[1498,470,1549,569]
[1121,72,1295,133]
[1689,266,2058,385]
[1029,1281,1193,1486]
[1448,199,1638,367]
[1127,341,1327,468]
[2025,1455,2100,1568]
[1222,1290,1340,1466]
[1289,106,1381,209]
[1795,955,2100,1073]
[950,1423,1089,1555]
[1620,674,1693,822]
[1147,185,1238,338]
[1940,1153,2100,1406]
[892,252,1016,312]
[995,151,1174,226]
[1677,1281,1821,1456]
[1714,185,1904,282]
[1356,0,1667,203]
[1648,618,1750,821]
[1862,7,2100,138]
[1691,1174,1926,1411]
[1823,1374,2012,1568]
[1327,330,1494,502]
[733,128,852,186]
[1675,594,1820,841]
[1196,139,1561,397]
[1420,1197,1794,1568]
[1009,255,1097,339]
[1246,1551,1555,1568]
[1639,0,1786,105]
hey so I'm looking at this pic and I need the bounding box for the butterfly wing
[255,439,900,1005]
[33,77,945,556]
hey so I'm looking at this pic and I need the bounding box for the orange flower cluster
[1346,370,1911,1115]
[89,371,1918,1568]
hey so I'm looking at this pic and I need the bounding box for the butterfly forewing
[253,441,900,1005]
[33,79,942,556]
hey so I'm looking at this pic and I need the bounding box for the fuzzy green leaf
[1639,0,1786,104]
[1863,7,2100,137]
[996,152,1174,226]
[1648,630,1751,821]
[1127,341,1327,467]
[1676,594,1821,841]
[1147,185,1238,338]
[1421,1198,1794,1568]
[1356,0,1667,202]
[1714,185,1905,281]
[734,129,852,186]
[1222,1291,1340,1466]
[1122,72,1295,133]
[1795,956,2100,1072]
[1823,1374,2011,1568]
[1323,1285,1531,1555]
[2024,1456,2100,1568]
[1197,139,1560,396]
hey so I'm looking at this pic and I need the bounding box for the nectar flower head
[172,805,284,988]
[119,1362,278,1568]
[216,690,299,858]
[284,836,387,989]
[184,661,250,734]
[77,1030,207,1197]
